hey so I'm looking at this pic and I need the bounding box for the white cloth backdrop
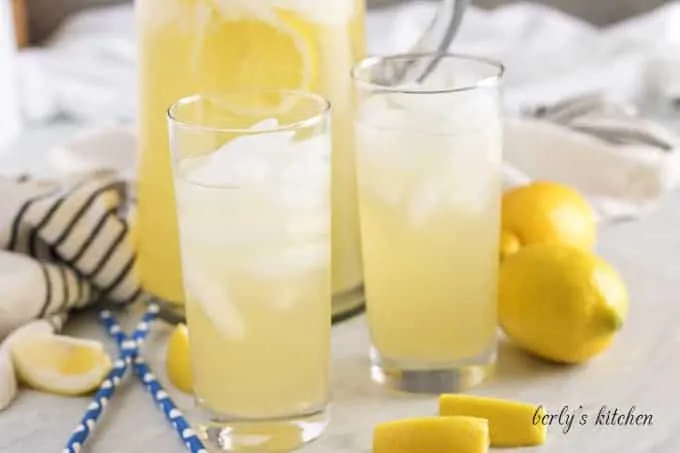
[15,1,680,122]
[11,1,680,220]
[370,1,680,113]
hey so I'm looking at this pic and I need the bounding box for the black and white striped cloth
[0,170,144,340]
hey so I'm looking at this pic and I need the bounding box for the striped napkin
[0,170,144,340]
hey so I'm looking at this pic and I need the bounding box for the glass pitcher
[135,0,468,320]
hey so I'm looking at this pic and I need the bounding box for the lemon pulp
[11,334,112,396]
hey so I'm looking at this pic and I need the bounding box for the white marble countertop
[1,124,680,452]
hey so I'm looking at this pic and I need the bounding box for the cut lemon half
[192,6,318,116]
[11,334,112,396]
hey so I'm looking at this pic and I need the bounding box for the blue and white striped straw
[63,304,158,453]
[131,356,207,453]
[99,306,206,453]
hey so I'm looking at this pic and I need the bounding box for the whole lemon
[166,324,192,393]
[501,181,596,259]
[498,244,628,364]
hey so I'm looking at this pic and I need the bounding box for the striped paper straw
[101,308,207,453]
[131,356,207,453]
[63,304,159,453]
[101,304,160,347]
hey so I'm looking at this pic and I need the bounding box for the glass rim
[166,90,331,134]
[351,52,505,94]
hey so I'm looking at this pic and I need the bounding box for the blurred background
[14,0,677,45]
[3,0,680,176]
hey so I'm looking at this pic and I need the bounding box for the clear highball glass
[167,90,332,452]
[352,53,504,394]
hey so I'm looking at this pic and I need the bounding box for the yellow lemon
[501,181,596,254]
[439,394,546,447]
[499,244,628,364]
[194,6,318,116]
[166,324,192,393]
[11,334,111,396]
[374,416,489,453]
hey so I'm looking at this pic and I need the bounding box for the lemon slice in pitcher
[192,3,319,116]
[11,334,112,396]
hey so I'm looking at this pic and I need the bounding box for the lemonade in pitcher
[136,0,366,314]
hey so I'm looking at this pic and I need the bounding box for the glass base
[154,298,186,325]
[370,346,496,394]
[196,406,329,453]
[331,283,365,324]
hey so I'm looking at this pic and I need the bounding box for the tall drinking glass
[168,91,332,452]
[352,53,504,393]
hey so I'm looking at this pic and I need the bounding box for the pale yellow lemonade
[137,0,365,308]
[173,122,331,418]
[355,89,502,364]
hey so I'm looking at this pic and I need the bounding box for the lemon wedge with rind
[11,334,112,396]
[439,394,546,447]
[166,324,193,394]
[374,416,489,453]
[1,319,60,409]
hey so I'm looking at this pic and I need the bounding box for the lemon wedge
[439,394,546,447]
[11,334,111,396]
[166,324,192,393]
[374,416,489,453]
